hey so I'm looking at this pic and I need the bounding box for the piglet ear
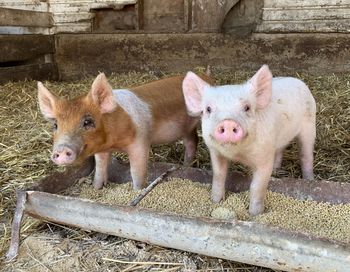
[248,65,272,109]
[38,82,57,120]
[182,71,210,116]
[90,73,117,113]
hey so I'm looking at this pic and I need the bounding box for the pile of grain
[73,177,350,243]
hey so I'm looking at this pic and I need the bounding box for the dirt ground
[1,69,349,271]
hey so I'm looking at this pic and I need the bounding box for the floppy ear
[89,73,117,113]
[248,65,273,109]
[38,82,57,120]
[182,71,210,117]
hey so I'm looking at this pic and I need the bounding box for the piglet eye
[244,105,250,112]
[83,116,95,129]
[53,120,58,131]
[206,106,212,114]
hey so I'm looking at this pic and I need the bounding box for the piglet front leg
[210,149,229,202]
[93,152,111,189]
[127,140,150,190]
[249,157,274,216]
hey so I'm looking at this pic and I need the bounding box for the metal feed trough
[6,158,350,271]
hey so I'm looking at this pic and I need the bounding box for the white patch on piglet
[113,89,152,138]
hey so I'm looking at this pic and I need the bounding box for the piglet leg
[93,152,110,189]
[128,140,150,190]
[273,147,284,170]
[249,158,274,216]
[210,149,229,202]
[183,130,198,166]
[298,122,316,180]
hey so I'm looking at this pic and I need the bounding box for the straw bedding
[1,68,349,271]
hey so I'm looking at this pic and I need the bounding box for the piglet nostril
[66,151,72,157]
[214,120,244,144]
[53,153,59,159]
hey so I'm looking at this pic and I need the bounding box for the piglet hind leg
[273,147,285,170]
[297,121,316,180]
[127,140,150,190]
[210,149,229,203]
[249,158,274,216]
[93,152,111,189]
[183,129,198,166]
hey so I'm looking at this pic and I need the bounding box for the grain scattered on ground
[72,177,350,244]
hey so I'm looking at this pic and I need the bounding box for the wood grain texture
[0,7,53,27]
[0,35,54,62]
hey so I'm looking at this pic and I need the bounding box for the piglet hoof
[303,172,314,181]
[92,179,106,190]
[249,202,264,216]
[133,182,146,191]
[211,192,224,203]
[183,160,194,167]
[183,156,195,167]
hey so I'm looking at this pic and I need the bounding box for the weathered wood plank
[53,13,94,24]
[53,23,91,33]
[263,8,350,21]
[257,19,350,32]
[0,26,50,35]
[0,63,58,84]
[0,7,53,27]
[49,0,137,13]
[50,0,136,4]
[0,35,55,62]
[55,33,350,80]
[49,4,90,13]
[264,0,350,8]
[0,1,48,12]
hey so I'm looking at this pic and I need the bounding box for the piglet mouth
[209,132,248,146]
[210,134,237,146]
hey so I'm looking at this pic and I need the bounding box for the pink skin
[52,145,76,165]
[214,119,244,144]
[182,65,316,216]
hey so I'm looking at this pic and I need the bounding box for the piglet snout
[214,120,244,144]
[52,145,76,165]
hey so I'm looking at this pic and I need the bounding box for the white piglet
[182,65,316,215]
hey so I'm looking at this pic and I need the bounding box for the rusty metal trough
[6,158,350,271]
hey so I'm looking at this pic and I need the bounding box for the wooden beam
[55,33,350,80]
[0,35,55,62]
[0,63,58,84]
[0,7,53,27]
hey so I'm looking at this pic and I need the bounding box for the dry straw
[1,69,349,271]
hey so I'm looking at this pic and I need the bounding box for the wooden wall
[1,0,350,83]
[258,0,350,33]
[2,0,350,34]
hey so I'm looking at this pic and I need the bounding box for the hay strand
[128,165,180,206]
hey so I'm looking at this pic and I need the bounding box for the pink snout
[214,120,244,143]
[52,145,76,165]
